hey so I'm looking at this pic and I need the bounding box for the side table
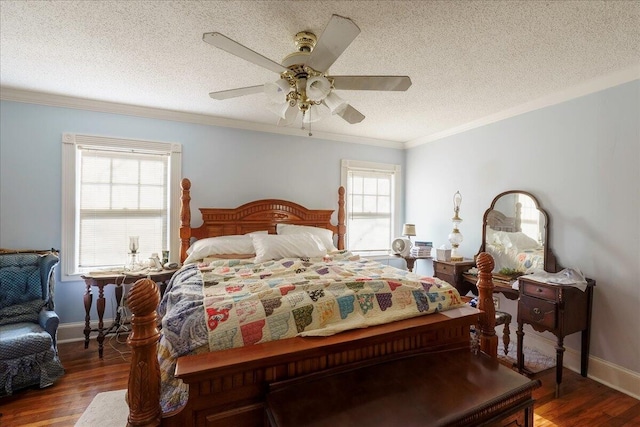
[81,268,177,358]
[395,254,432,272]
[433,259,475,294]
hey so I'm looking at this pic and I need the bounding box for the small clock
[392,237,412,257]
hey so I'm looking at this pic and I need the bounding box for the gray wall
[405,80,640,374]
[0,100,404,323]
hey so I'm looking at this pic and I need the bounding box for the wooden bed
[126,178,497,427]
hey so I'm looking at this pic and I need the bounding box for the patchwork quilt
[487,243,544,274]
[157,251,463,414]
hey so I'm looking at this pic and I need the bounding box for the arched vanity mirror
[478,190,557,274]
[438,190,561,297]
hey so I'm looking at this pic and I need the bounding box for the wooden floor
[1,338,639,427]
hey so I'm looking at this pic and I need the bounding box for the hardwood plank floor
[0,337,130,427]
[1,338,638,426]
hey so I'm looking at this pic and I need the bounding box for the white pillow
[276,224,338,252]
[184,234,258,264]
[507,232,539,250]
[251,233,327,263]
[486,230,538,250]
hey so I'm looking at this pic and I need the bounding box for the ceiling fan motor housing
[294,31,317,52]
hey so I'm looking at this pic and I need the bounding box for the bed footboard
[165,310,478,426]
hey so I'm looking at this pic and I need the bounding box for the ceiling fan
[203,14,412,127]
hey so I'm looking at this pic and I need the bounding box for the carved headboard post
[337,186,346,250]
[180,178,192,263]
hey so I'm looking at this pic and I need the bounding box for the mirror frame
[478,190,558,273]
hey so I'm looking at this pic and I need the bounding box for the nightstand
[395,254,432,272]
[81,268,177,358]
[433,259,475,294]
[516,275,596,397]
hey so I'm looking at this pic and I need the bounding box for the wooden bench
[266,349,540,427]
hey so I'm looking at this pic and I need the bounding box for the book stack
[411,241,433,257]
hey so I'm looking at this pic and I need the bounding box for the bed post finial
[127,278,161,426]
[180,178,192,263]
[476,252,498,359]
[337,186,346,250]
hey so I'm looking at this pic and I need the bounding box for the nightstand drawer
[434,262,454,276]
[433,260,475,294]
[521,280,558,301]
[519,295,556,329]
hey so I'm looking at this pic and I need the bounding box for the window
[61,133,181,279]
[341,160,401,255]
[517,194,542,244]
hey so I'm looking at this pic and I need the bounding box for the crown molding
[3,64,637,151]
[0,87,403,150]
[405,65,640,148]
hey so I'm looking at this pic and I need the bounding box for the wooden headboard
[486,205,522,232]
[179,178,346,262]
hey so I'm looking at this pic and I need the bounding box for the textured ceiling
[1,1,639,144]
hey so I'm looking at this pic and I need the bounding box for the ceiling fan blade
[209,85,264,100]
[332,76,412,91]
[337,104,365,124]
[306,15,361,72]
[203,32,287,74]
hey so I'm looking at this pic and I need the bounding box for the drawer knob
[536,288,543,293]
[533,307,541,315]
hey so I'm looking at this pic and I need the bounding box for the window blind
[78,148,169,270]
[346,169,394,254]
[61,133,181,279]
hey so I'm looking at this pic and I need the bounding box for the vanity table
[438,190,595,396]
[461,271,520,299]
[517,275,595,397]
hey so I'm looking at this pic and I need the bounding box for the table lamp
[402,224,416,242]
[448,191,464,261]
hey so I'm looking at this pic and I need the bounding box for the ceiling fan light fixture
[324,92,348,115]
[302,103,330,124]
[266,101,291,119]
[306,76,332,102]
[204,15,410,127]
[264,79,292,103]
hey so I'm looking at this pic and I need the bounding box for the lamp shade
[277,105,299,126]
[402,223,416,237]
[306,76,332,102]
[302,103,330,123]
[266,101,290,119]
[264,79,292,103]
[324,91,348,114]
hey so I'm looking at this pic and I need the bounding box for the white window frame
[340,159,402,255]
[61,133,182,280]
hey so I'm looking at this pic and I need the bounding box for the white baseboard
[514,329,640,400]
[58,317,128,344]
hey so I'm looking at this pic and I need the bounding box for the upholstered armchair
[0,250,65,395]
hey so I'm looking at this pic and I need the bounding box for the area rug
[497,340,556,374]
[75,389,128,426]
